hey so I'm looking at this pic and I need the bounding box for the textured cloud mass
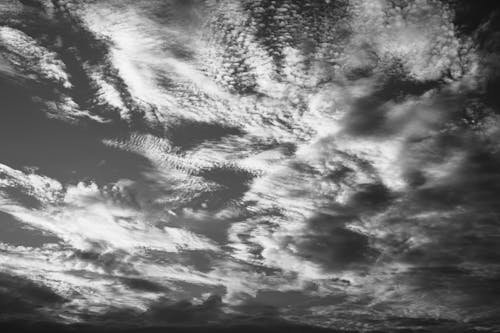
[1,0,500,332]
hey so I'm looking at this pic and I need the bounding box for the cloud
[0,163,63,205]
[0,25,110,123]
[0,26,71,88]
[143,295,224,325]
[348,0,472,81]
[2,173,219,252]
[0,243,163,318]
[0,272,66,320]
[0,164,228,318]
[1,0,500,331]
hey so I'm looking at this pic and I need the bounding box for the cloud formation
[1,0,500,331]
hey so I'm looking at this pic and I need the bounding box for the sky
[1,0,500,332]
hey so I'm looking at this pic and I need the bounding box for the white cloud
[1,164,218,253]
[0,163,63,204]
[0,26,72,88]
[348,0,474,81]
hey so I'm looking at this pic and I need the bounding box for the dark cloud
[363,138,500,302]
[70,247,138,275]
[345,183,394,212]
[119,277,166,293]
[342,75,442,137]
[145,295,224,325]
[300,214,377,271]
[0,320,358,333]
[194,166,254,211]
[398,265,500,321]
[254,290,348,309]
[0,273,66,319]
[452,3,500,112]
[244,1,350,66]
[449,1,500,35]
[17,0,44,11]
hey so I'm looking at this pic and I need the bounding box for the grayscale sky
[1,1,500,332]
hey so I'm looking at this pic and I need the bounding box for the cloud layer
[1,0,500,331]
